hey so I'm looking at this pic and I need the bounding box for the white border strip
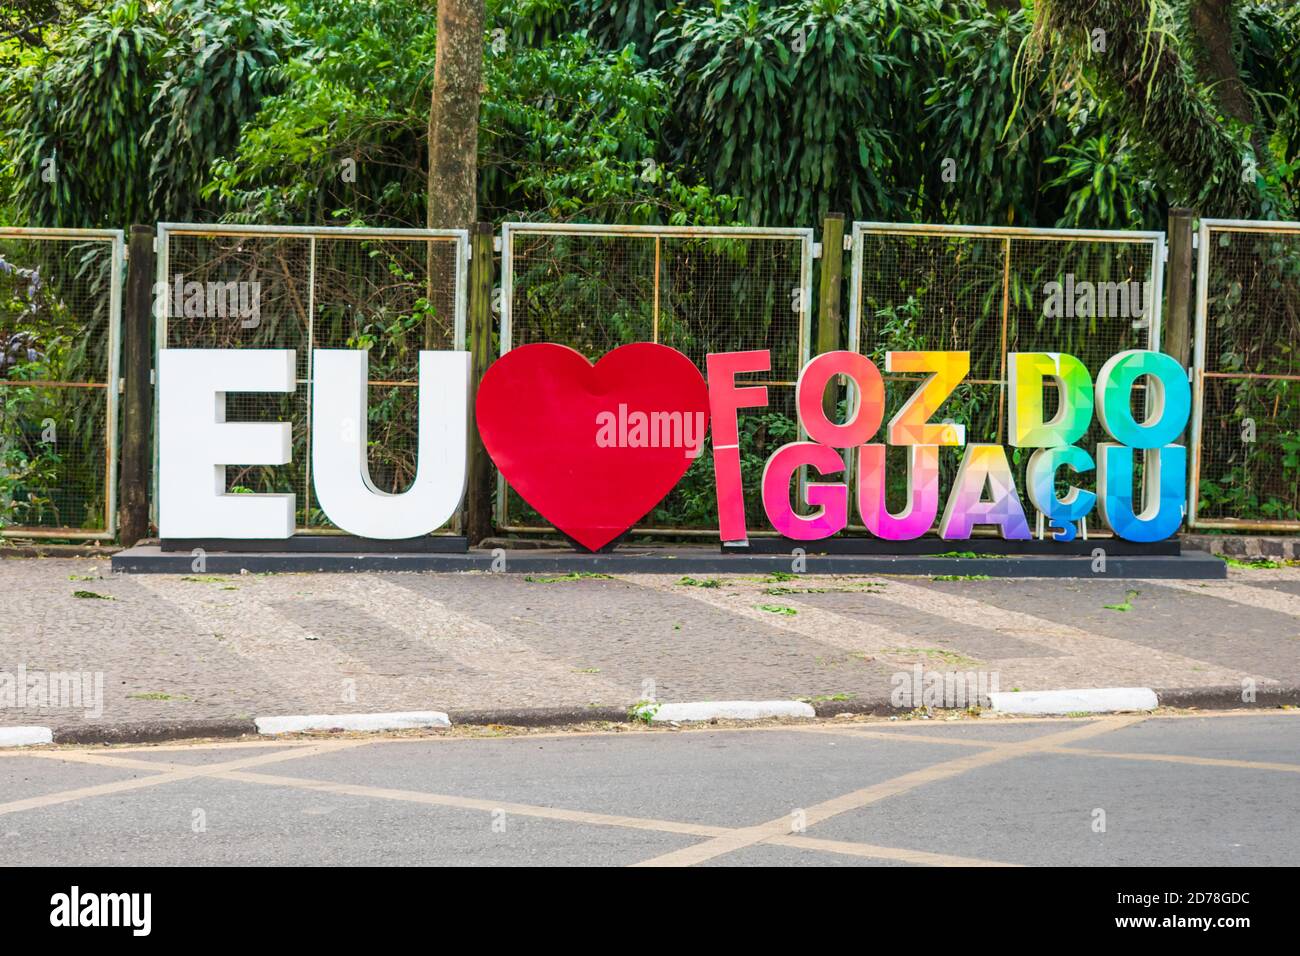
[988,688,1157,716]
[255,711,451,735]
[644,700,816,723]
[0,726,54,747]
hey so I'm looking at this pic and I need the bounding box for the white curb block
[0,726,54,747]
[255,711,451,735]
[988,687,1158,716]
[645,700,816,723]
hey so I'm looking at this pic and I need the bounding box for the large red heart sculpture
[476,343,711,551]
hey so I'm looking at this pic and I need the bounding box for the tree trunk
[426,0,484,347]
[1188,0,1278,189]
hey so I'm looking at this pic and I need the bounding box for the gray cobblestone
[2,556,1297,730]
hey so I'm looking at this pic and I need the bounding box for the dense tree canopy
[0,0,1295,230]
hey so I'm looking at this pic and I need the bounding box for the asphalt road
[2,710,1297,866]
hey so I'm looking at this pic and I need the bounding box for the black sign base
[727,536,1179,556]
[160,535,468,554]
[112,544,1225,578]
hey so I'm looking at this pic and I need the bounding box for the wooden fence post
[464,221,496,546]
[1164,207,1195,370]
[118,224,155,546]
[817,213,846,419]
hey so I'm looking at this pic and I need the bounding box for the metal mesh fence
[0,229,122,538]
[849,222,1164,531]
[157,224,467,533]
[498,223,813,533]
[1190,220,1300,530]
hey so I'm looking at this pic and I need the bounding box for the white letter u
[311,350,468,538]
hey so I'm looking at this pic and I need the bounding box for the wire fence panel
[0,228,122,539]
[1190,219,1300,531]
[849,222,1164,531]
[156,224,468,533]
[498,222,814,533]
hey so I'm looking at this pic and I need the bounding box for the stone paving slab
[2,557,1298,731]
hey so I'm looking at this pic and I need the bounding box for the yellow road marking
[30,747,1027,864]
[790,725,1003,748]
[1049,745,1300,773]
[769,834,1020,867]
[216,769,731,838]
[2,740,368,817]
[632,716,1144,867]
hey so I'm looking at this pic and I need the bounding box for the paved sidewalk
[3,712,1298,865]
[3,557,1298,731]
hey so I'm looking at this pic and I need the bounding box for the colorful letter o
[796,351,884,448]
[1095,350,1190,449]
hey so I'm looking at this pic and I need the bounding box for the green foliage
[146,2,295,221]
[660,0,949,226]
[1034,0,1286,219]
[207,0,734,227]
[479,33,736,224]
[13,0,1297,234]
[0,241,110,529]
[924,6,1071,226]
[1236,0,1300,212]
[503,0,675,63]
[205,0,439,224]
[2,0,166,227]
[1,0,293,228]
[1046,133,1163,230]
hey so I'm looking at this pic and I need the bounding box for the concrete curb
[989,687,1158,716]
[811,698,897,718]
[0,726,53,747]
[3,684,1296,747]
[642,700,817,723]
[446,705,630,727]
[52,718,256,745]
[254,711,451,735]
[1155,685,1300,711]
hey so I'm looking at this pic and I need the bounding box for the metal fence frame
[0,226,124,540]
[1189,217,1300,532]
[154,222,470,532]
[496,221,816,534]
[849,220,1166,364]
[847,221,1166,533]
